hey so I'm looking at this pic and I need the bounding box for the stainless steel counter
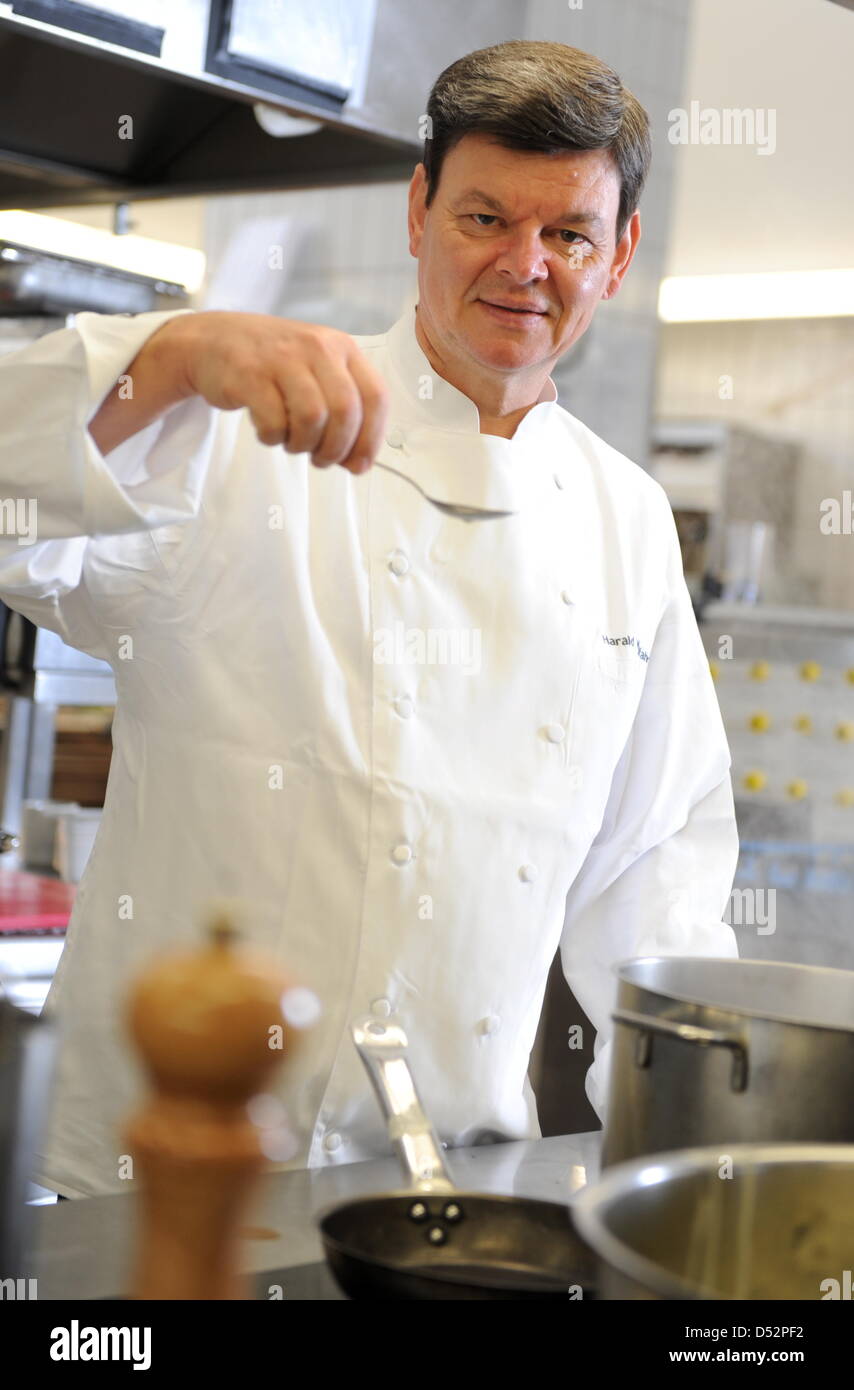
[27,1130,601,1300]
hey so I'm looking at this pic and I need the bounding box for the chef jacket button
[371,997,392,1017]
[323,1131,342,1153]
[394,694,414,719]
[386,426,405,449]
[388,550,410,577]
[561,590,573,605]
[391,844,412,866]
[544,722,566,743]
[518,863,538,883]
[553,473,565,489]
[476,1014,501,1037]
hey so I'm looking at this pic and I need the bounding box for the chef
[0,39,738,1199]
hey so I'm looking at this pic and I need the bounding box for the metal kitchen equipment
[317,1016,597,1299]
[0,242,188,318]
[602,957,854,1168]
[651,421,800,607]
[573,1142,854,1300]
[0,0,426,207]
[0,607,116,857]
[0,981,57,1278]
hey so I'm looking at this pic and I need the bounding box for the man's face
[408,133,640,378]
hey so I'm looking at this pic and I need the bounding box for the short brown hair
[422,40,652,243]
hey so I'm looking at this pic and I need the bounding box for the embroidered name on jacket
[602,634,649,662]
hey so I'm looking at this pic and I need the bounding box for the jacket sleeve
[0,309,221,656]
[559,505,740,1123]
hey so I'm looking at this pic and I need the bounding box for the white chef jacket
[0,304,739,1198]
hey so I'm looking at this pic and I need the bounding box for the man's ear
[408,163,428,258]
[602,209,642,300]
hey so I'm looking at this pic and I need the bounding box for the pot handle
[611,1008,749,1093]
[351,1016,455,1196]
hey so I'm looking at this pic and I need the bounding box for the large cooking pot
[602,957,854,1168]
[573,1143,854,1299]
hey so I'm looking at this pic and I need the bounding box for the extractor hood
[0,0,424,206]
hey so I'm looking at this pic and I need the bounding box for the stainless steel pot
[573,1143,854,1299]
[602,957,854,1168]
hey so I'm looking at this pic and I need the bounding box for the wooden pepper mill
[124,910,298,1300]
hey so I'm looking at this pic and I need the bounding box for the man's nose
[492,232,550,281]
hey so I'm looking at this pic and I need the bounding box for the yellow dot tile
[743,770,767,792]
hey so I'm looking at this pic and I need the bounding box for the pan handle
[352,1016,455,1196]
[611,1008,749,1093]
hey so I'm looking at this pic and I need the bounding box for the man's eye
[468,216,587,245]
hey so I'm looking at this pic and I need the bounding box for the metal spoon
[373,458,515,522]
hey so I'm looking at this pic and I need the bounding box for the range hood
[0,0,425,206]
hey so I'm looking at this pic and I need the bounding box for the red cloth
[0,868,74,931]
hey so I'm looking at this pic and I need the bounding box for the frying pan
[316,1017,597,1300]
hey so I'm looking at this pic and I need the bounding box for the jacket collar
[375,304,566,515]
